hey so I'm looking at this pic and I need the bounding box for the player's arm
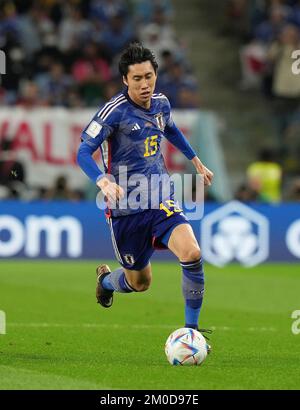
[164,110,213,186]
[77,118,124,202]
[191,156,213,187]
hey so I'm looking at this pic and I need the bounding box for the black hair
[118,42,158,77]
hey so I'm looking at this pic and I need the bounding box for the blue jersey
[78,90,196,217]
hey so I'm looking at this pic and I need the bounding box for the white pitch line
[7,323,279,332]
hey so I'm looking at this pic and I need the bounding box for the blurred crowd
[0,0,202,201]
[0,0,199,109]
[223,0,300,203]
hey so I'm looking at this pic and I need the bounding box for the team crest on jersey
[155,112,165,131]
[123,254,135,266]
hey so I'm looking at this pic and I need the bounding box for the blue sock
[101,268,135,293]
[180,258,204,329]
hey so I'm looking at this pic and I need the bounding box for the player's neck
[127,90,151,110]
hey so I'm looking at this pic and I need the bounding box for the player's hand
[192,157,214,186]
[97,176,125,203]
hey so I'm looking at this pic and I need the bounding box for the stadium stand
[0,0,215,202]
[171,0,300,202]
[1,0,299,202]
[0,0,198,109]
[230,0,300,198]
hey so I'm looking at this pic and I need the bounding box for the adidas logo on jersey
[132,123,141,131]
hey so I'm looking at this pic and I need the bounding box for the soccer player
[77,43,213,333]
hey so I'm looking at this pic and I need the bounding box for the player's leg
[167,223,201,262]
[123,263,152,292]
[96,262,152,308]
[96,212,154,308]
[166,223,204,330]
[96,264,135,308]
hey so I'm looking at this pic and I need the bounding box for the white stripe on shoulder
[152,94,168,100]
[97,94,125,118]
[102,99,127,121]
[98,95,126,119]
[100,96,126,120]
[97,96,122,117]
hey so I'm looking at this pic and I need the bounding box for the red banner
[0,108,197,189]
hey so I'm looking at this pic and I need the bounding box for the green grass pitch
[0,261,300,390]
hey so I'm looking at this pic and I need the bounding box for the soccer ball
[165,328,209,366]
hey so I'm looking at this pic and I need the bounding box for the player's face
[123,61,157,109]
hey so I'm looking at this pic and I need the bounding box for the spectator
[66,87,85,108]
[18,3,55,58]
[268,23,300,98]
[222,0,250,38]
[158,62,198,108]
[176,87,199,109]
[0,3,24,104]
[239,39,268,90]
[286,176,300,201]
[101,13,135,58]
[35,61,74,106]
[288,0,300,28]
[132,0,173,24]
[104,79,122,101]
[139,23,177,67]
[72,42,112,106]
[43,175,78,201]
[72,43,111,83]
[89,0,128,23]
[280,116,300,173]
[239,6,290,90]
[0,138,26,198]
[234,183,259,202]
[159,50,176,75]
[58,6,92,53]
[267,24,300,148]
[16,80,44,108]
[254,5,289,44]
[246,148,282,202]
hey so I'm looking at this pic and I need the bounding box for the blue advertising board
[0,200,299,266]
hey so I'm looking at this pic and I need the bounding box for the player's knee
[134,282,151,292]
[181,246,201,262]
